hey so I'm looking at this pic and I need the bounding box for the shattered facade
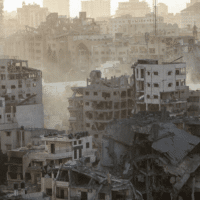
[68,70,134,140]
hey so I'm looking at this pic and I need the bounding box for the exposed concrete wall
[16,104,44,128]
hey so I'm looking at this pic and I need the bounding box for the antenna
[154,0,157,36]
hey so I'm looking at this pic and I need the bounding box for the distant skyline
[4,0,190,17]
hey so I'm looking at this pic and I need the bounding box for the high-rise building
[17,3,48,28]
[115,0,151,18]
[81,0,110,19]
[43,0,70,17]
[157,3,168,16]
[187,0,200,7]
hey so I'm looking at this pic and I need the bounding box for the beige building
[17,3,49,28]
[43,0,70,17]
[81,0,110,19]
[181,2,200,28]
[157,3,168,16]
[115,0,151,18]
[4,32,45,69]
[109,14,165,36]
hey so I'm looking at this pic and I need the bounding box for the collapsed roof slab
[151,123,200,166]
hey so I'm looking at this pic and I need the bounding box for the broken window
[154,83,159,87]
[176,81,179,86]
[168,83,173,87]
[2,85,5,89]
[121,102,126,108]
[147,83,151,87]
[18,94,23,99]
[6,131,11,136]
[121,91,126,98]
[85,91,89,95]
[78,140,82,144]
[113,92,117,96]
[99,193,106,200]
[154,72,158,75]
[176,70,180,75]
[102,92,110,99]
[86,123,90,127]
[121,110,126,118]
[1,74,5,80]
[86,142,89,148]
[147,72,150,75]
[85,102,89,106]
[46,189,52,196]
[168,71,172,75]
[154,95,159,99]
[94,92,98,96]
[11,85,16,89]
[147,95,150,99]
[74,141,77,145]
[141,69,144,78]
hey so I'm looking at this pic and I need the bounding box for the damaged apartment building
[6,130,97,193]
[0,58,44,151]
[39,110,200,200]
[133,59,188,113]
[68,70,134,140]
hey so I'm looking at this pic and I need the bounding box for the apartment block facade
[68,70,134,139]
[17,3,49,28]
[133,59,189,113]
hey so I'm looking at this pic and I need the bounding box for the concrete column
[146,103,148,111]
[21,131,22,147]
[159,103,161,111]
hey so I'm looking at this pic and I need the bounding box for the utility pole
[154,0,157,36]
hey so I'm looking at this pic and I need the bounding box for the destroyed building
[68,70,134,140]
[39,110,200,200]
[0,58,44,152]
[133,59,189,113]
[100,111,200,200]
[6,131,97,192]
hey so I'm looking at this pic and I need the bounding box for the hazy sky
[4,0,190,17]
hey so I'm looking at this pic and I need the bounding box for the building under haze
[81,0,110,19]
[187,0,200,7]
[157,3,168,16]
[115,0,151,18]
[181,2,200,28]
[43,0,70,17]
[17,3,48,28]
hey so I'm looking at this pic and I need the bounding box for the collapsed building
[68,70,134,141]
[5,131,97,194]
[101,111,200,200]
[40,110,200,200]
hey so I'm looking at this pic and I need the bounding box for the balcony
[26,166,42,172]
[44,151,72,159]
[175,85,187,90]
[161,98,187,104]
[56,180,69,187]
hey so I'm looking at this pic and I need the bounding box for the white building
[133,59,189,112]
